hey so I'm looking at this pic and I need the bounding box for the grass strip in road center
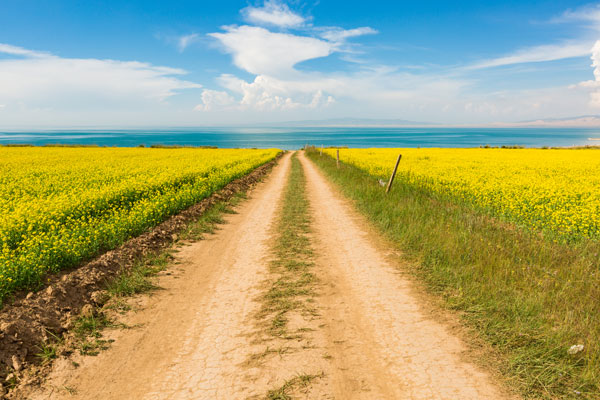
[258,152,318,340]
[254,152,323,397]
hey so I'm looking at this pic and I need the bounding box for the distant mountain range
[262,118,434,127]
[257,116,600,128]
[502,115,600,128]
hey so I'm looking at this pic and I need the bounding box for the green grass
[265,373,323,400]
[106,252,174,298]
[35,330,63,364]
[73,312,113,356]
[257,153,317,340]
[306,148,600,400]
[180,192,246,240]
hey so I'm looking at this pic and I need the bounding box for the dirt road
[28,151,512,399]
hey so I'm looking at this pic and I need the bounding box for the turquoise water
[0,127,597,149]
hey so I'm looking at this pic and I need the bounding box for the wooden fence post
[385,154,402,193]
[320,145,323,156]
[336,149,340,168]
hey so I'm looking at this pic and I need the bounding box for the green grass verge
[306,149,600,400]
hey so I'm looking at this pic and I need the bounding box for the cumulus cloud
[0,43,201,111]
[206,24,463,113]
[591,41,600,81]
[242,0,305,28]
[576,40,600,107]
[209,25,332,76]
[195,89,236,111]
[205,2,380,112]
[177,33,200,52]
[209,74,335,110]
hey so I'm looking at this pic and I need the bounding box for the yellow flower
[325,147,600,240]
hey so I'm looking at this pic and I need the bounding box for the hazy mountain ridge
[503,115,600,127]
[257,116,600,128]
[260,118,435,127]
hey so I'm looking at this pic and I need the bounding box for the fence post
[336,149,340,168]
[320,145,323,156]
[385,154,402,194]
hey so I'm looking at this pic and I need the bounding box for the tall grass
[306,149,600,399]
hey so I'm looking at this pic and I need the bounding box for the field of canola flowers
[0,147,280,303]
[324,148,600,241]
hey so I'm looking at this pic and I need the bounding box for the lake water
[0,127,598,149]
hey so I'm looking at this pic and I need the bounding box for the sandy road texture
[27,151,513,400]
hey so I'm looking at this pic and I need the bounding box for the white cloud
[195,89,236,111]
[177,33,200,52]
[205,20,379,111]
[469,41,592,69]
[309,90,335,108]
[209,26,332,76]
[554,4,600,28]
[204,13,465,113]
[591,40,600,82]
[195,2,600,122]
[213,74,335,110]
[0,43,51,58]
[203,3,381,112]
[469,3,600,70]
[575,40,600,107]
[0,43,201,112]
[207,66,468,113]
[318,27,378,43]
[207,64,593,123]
[3,5,598,126]
[242,0,305,28]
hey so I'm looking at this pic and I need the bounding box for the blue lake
[0,127,598,149]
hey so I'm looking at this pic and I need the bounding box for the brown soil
[11,151,516,399]
[0,155,281,393]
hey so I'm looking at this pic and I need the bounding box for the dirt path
[297,151,511,399]
[26,151,513,400]
[29,153,294,399]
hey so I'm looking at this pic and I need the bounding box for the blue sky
[1,0,599,127]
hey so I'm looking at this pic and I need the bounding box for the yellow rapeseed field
[0,147,280,302]
[324,148,600,240]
